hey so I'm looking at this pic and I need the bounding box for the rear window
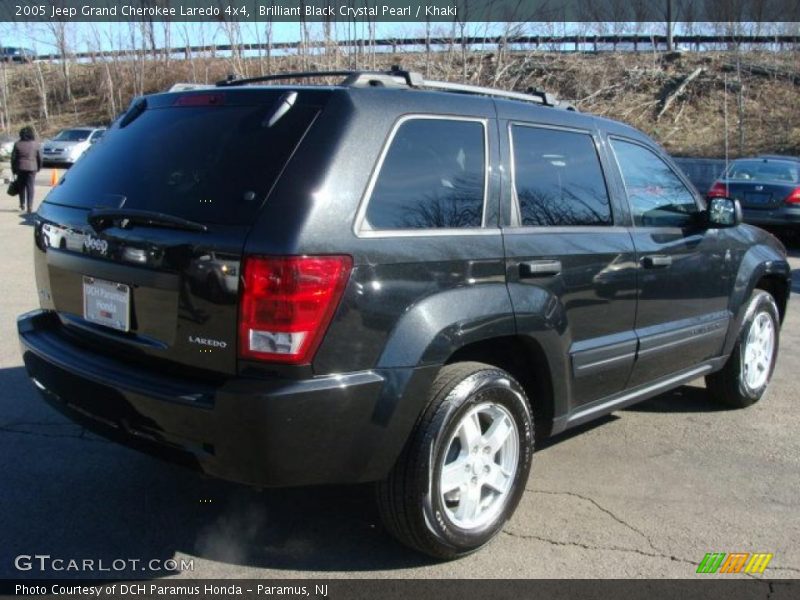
[364,118,486,230]
[45,96,320,225]
[726,160,799,184]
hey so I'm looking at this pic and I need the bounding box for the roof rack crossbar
[416,79,548,106]
[216,70,390,87]
[385,66,560,107]
[214,67,572,110]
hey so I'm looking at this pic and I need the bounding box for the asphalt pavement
[1,167,798,579]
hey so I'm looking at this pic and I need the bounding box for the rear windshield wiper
[88,209,208,233]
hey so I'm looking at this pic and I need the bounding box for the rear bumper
[18,310,432,488]
[742,206,800,228]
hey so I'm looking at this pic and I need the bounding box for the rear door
[608,137,731,387]
[501,117,638,407]
[34,89,325,376]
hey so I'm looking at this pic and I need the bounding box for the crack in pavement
[526,487,659,551]
[766,565,800,574]
[516,490,800,578]
[501,528,698,566]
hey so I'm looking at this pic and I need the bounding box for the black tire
[706,290,780,408]
[376,362,534,559]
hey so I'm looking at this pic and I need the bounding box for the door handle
[641,255,673,268]
[519,260,562,278]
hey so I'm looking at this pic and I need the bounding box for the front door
[609,137,731,388]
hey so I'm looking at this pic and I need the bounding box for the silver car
[0,133,13,160]
[42,127,106,166]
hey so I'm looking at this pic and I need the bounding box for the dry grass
[3,50,800,157]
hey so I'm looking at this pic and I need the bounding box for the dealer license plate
[82,276,130,332]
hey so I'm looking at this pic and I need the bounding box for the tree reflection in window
[365,119,485,230]
[512,126,612,227]
[611,139,698,227]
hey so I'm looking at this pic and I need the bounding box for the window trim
[507,121,615,231]
[353,114,492,238]
[608,135,703,228]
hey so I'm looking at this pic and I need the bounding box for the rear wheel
[376,362,534,559]
[706,290,780,408]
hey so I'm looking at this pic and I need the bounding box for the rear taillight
[173,92,225,107]
[238,255,352,364]
[785,187,800,204]
[707,181,728,198]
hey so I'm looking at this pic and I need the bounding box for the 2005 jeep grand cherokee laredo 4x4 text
[18,69,790,559]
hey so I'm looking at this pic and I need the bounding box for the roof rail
[214,67,574,110]
[215,70,390,87]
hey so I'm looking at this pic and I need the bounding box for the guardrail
[27,34,800,62]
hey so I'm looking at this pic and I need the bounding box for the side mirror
[707,197,742,228]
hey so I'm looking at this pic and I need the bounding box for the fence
[30,34,800,63]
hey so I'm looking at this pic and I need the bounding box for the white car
[42,127,106,166]
[0,135,13,160]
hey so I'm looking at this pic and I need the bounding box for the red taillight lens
[785,187,800,204]
[238,255,352,364]
[707,181,728,198]
[173,92,225,107]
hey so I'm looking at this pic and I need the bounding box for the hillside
[3,50,799,157]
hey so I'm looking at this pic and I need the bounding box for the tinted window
[511,125,611,227]
[45,98,319,225]
[726,159,799,184]
[365,118,485,230]
[611,139,698,227]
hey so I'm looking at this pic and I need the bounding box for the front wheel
[376,362,534,559]
[706,290,780,408]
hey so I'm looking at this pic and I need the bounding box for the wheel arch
[446,336,558,435]
[754,274,789,324]
[723,246,791,357]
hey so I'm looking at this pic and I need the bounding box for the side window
[511,125,612,227]
[611,139,698,227]
[364,118,485,230]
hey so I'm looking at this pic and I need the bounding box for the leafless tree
[44,21,74,103]
[90,24,117,120]
[181,23,198,81]
[31,61,50,124]
[220,19,246,77]
[0,59,11,133]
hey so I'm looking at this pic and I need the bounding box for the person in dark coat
[11,126,42,213]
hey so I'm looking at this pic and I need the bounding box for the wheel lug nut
[465,464,471,472]
[472,446,479,454]
[483,446,491,454]
[471,476,478,485]
[483,465,490,473]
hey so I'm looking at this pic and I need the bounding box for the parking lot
[1,170,799,579]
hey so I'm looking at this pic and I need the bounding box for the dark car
[0,47,35,63]
[18,69,790,559]
[708,155,800,233]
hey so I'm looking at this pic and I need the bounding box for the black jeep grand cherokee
[18,69,790,559]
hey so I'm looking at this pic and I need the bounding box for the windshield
[53,129,93,142]
[45,97,321,225]
[725,160,799,184]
